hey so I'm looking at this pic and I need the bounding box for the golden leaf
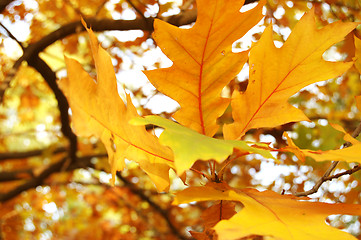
[224,8,358,139]
[144,0,265,136]
[59,21,174,191]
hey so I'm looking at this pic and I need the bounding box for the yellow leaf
[283,130,361,164]
[329,123,359,145]
[174,185,361,240]
[224,8,358,140]
[354,35,361,73]
[144,0,265,137]
[356,95,361,111]
[59,21,174,191]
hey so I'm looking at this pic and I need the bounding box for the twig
[125,0,152,29]
[95,0,108,16]
[180,0,195,12]
[324,165,361,181]
[0,21,24,49]
[295,121,361,197]
[63,0,83,17]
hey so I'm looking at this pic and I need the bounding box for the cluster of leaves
[1,0,361,239]
[60,0,361,239]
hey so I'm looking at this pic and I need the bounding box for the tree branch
[0,153,189,238]
[295,121,361,197]
[26,56,78,163]
[0,0,15,13]
[0,152,105,202]
[0,0,260,103]
[0,157,68,202]
[0,169,34,182]
[0,146,67,161]
[125,0,149,27]
[0,21,24,49]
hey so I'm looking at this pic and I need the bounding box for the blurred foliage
[0,0,361,239]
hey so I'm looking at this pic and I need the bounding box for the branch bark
[0,152,189,239]
[0,157,68,202]
[0,153,103,202]
[0,147,66,161]
[27,56,78,163]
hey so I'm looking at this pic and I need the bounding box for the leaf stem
[190,167,210,180]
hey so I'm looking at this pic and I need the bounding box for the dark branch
[0,21,24,49]
[125,0,150,28]
[26,56,78,163]
[0,0,15,13]
[0,157,68,202]
[0,0,260,103]
[0,169,34,182]
[0,153,104,202]
[0,146,67,161]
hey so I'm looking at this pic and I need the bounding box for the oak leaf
[144,0,265,137]
[190,201,236,240]
[131,115,274,175]
[354,36,361,73]
[174,184,361,240]
[59,22,174,191]
[282,124,361,164]
[356,95,361,110]
[224,8,358,140]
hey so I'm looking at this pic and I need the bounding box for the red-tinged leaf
[144,0,265,136]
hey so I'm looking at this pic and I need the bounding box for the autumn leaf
[190,201,236,240]
[131,115,274,175]
[59,21,174,191]
[354,36,361,73]
[282,124,361,164]
[144,0,265,137]
[174,184,361,240]
[224,8,358,140]
[356,95,361,110]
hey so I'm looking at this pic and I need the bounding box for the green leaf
[131,116,275,175]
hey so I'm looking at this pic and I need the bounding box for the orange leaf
[282,129,361,164]
[202,201,236,229]
[189,201,236,240]
[59,21,174,191]
[356,95,361,111]
[354,35,361,73]
[174,185,361,240]
[224,8,358,140]
[144,0,265,136]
